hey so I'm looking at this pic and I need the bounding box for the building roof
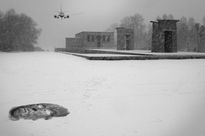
[76,31,113,35]
[150,19,179,23]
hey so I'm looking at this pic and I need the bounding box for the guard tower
[114,27,134,50]
[151,19,179,52]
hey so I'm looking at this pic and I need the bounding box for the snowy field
[0,52,205,136]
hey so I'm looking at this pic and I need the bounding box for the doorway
[164,31,173,52]
[125,34,130,50]
[96,35,101,48]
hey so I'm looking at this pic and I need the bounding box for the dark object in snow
[9,103,69,121]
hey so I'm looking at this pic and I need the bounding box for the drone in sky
[54,8,70,19]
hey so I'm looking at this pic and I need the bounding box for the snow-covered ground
[0,52,205,136]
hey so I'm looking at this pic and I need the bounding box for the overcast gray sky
[0,0,205,50]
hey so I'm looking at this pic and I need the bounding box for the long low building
[65,27,134,52]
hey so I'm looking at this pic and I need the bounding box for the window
[107,35,110,42]
[87,35,90,42]
[102,35,106,42]
[91,35,95,42]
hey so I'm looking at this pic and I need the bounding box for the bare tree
[120,13,148,49]
[106,13,205,52]
[106,23,119,32]
[203,16,205,26]
[177,16,189,51]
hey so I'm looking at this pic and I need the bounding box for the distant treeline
[107,14,205,52]
[0,9,42,52]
